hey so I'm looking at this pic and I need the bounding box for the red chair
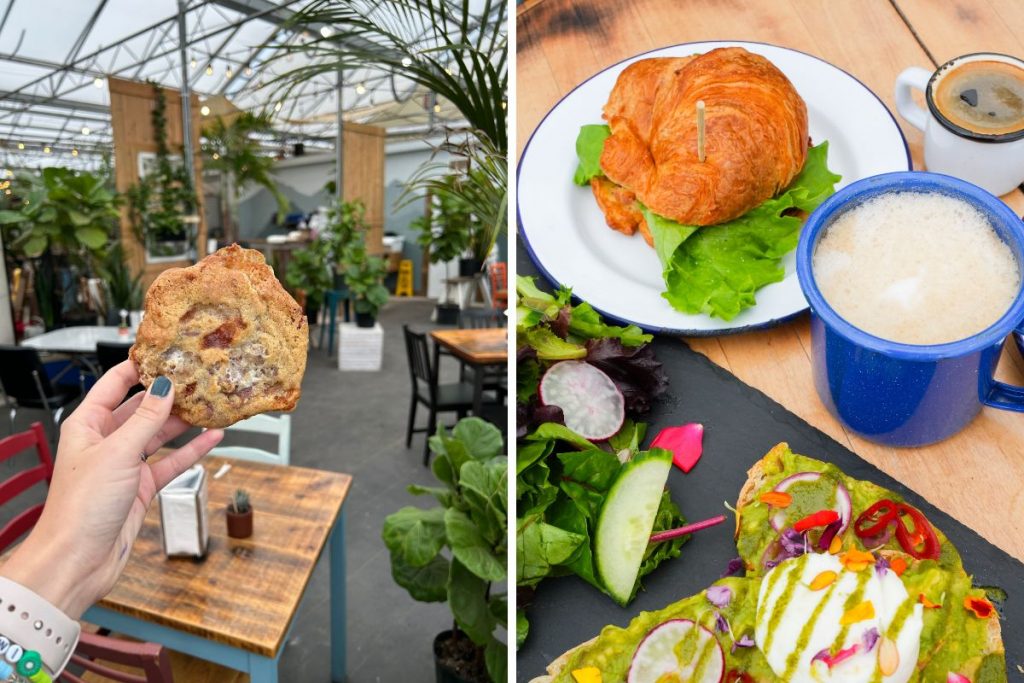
[59,638,172,683]
[0,422,53,550]
[489,261,508,310]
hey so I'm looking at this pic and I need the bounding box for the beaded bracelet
[0,635,51,683]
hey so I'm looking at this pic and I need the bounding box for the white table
[21,326,136,354]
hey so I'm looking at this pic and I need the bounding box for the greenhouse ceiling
[0,0,492,170]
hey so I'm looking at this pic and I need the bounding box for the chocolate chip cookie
[130,244,308,428]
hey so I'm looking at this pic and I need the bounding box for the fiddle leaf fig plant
[382,418,507,683]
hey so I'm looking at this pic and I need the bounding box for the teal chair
[318,289,351,354]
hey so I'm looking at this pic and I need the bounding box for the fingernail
[151,376,172,397]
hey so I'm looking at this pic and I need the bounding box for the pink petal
[811,644,859,669]
[651,423,704,473]
[947,675,972,683]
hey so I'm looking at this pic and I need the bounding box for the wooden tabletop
[98,456,351,657]
[517,0,1024,562]
[431,328,509,365]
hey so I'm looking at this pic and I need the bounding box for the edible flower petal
[811,644,859,669]
[571,667,602,683]
[817,520,842,552]
[840,600,875,625]
[828,535,843,555]
[809,570,838,591]
[730,634,755,653]
[890,557,908,576]
[706,585,732,609]
[780,529,807,555]
[840,548,875,572]
[947,674,972,683]
[964,596,995,619]
[919,594,942,609]
[759,491,792,508]
[714,611,730,634]
[874,555,890,576]
[721,557,745,578]
[794,509,840,533]
[861,627,880,653]
[651,423,704,473]
[879,637,900,676]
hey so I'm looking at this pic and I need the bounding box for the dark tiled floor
[2,299,503,682]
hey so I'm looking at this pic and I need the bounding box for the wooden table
[430,327,508,414]
[518,0,1024,562]
[82,456,352,683]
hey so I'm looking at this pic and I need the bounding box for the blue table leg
[330,508,347,682]
[248,653,280,683]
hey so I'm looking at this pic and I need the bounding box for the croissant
[596,47,808,230]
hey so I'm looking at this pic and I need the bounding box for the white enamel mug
[895,52,1024,196]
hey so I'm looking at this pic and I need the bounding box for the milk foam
[813,191,1019,345]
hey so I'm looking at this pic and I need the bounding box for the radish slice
[628,619,725,683]
[539,361,625,440]
[768,472,851,535]
[650,423,704,473]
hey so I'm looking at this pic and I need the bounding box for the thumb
[114,376,175,460]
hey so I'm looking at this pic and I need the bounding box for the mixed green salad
[574,125,842,320]
[516,276,688,647]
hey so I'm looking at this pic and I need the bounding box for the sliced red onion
[706,585,732,609]
[817,520,842,551]
[761,528,809,569]
[769,472,852,536]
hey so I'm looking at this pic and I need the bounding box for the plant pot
[355,311,376,328]
[433,631,488,683]
[436,303,460,325]
[458,258,483,277]
[226,507,253,539]
[305,301,321,326]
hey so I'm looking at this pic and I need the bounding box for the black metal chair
[96,341,144,397]
[0,346,82,441]
[403,325,476,466]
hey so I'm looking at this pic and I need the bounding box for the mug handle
[982,325,1024,411]
[894,66,932,132]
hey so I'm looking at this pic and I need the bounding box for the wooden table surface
[431,327,509,365]
[517,0,1024,562]
[98,456,351,657]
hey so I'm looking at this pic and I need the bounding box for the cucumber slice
[595,449,673,605]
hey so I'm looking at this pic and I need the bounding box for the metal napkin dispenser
[158,465,209,558]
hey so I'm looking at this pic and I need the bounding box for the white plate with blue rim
[517,40,912,336]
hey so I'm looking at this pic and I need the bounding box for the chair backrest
[59,632,173,683]
[0,422,53,553]
[96,342,134,374]
[459,308,502,329]
[213,413,291,466]
[402,325,435,396]
[0,346,57,403]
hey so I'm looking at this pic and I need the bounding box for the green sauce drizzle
[829,570,872,654]
[761,554,809,654]
[783,573,842,678]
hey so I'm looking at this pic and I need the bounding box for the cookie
[130,244,308,428]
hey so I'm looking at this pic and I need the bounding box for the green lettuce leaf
[646,141,841,320]
[573,124,611,186]
[568,301,651,346]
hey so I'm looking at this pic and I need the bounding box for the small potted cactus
[226,489,253,539]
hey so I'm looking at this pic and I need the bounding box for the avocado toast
[533,444,1005,683]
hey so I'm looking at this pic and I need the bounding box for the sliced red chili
[853,499,898,538]
[794,510,840,533]
[893,503,940,560]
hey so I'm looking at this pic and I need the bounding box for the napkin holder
[158,465,209,558]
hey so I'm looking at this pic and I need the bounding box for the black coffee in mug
[934,59,1024,135]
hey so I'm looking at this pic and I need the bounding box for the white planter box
[338,322,383,371]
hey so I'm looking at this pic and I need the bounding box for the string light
[43,146,51,154]
[93,77,103,88]
[190,57,197,69]
[433,103,441,113]
[401,57,412,67]
[81,126,90,135]
[212,152,220,160]
[71,149,78,157]
[274,101,282,112]
[225,65,233,78]
[206,64,214,76]
[17,142,24,150]
[355,82,366,95]
[244,67,253,76]
[200,105,210,116]
[319,26,334,38]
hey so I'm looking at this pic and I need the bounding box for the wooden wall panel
[109,77,207,290]
[340,122,385,254]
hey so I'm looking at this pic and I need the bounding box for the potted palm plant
[382,418,507,683]
[99,242,143,326]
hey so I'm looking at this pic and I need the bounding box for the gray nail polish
[151,376,172,397]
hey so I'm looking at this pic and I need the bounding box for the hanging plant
[126,82,199,247]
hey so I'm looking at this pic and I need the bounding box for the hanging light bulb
[17,142,24,150]
[433,103,441,113]
[274,101,282,112]
[71,149,78,157]
[212,152,220,160]
[319,26,334,38]
[81,126,90,135]
[205,64,214,76]
[200,105,210,116]
[225,65,233,78]
[190,56,197,69]
[93,77,104,88]
[244,66,253,77]
[355,82,366,95]
[43,146,51,154]
[501,100,507,110]
[401,56,412,67]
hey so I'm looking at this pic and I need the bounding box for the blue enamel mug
[796,171,1024,447]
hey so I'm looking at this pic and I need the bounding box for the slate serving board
[516,242,1024,681]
